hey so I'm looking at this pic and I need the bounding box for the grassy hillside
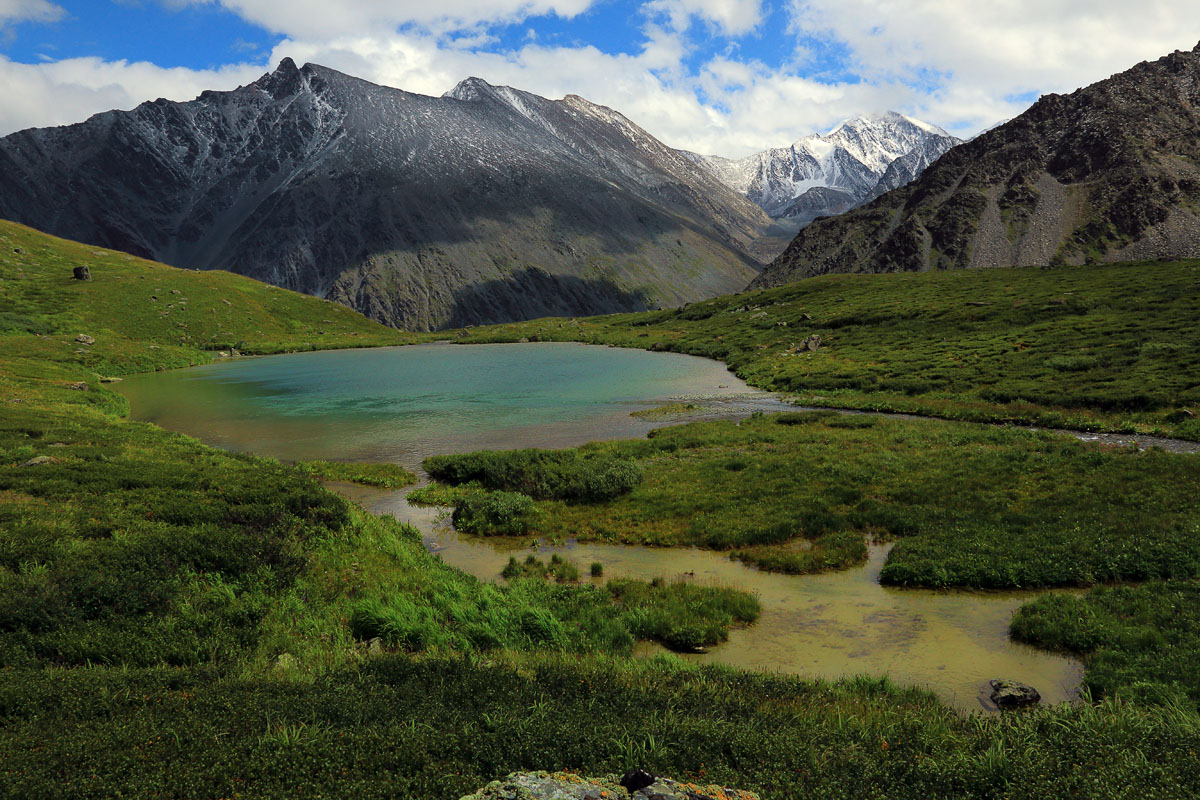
[456,259,1200,439]
[0,219,413,380]
[4,222,1200,798]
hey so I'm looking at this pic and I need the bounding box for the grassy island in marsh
[418,411,1200,587]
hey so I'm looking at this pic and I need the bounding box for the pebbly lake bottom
[119,341,1083,713]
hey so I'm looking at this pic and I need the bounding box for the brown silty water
[340,480,1083,714]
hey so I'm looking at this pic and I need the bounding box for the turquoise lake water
[118,342,786,466]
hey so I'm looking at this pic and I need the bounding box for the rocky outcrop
[461,771,759,800]
[754,42,1200,289]
[0,61,771,331]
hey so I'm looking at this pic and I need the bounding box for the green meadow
[3,218,1200,797]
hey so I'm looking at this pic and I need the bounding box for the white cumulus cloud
[0,0,64,26]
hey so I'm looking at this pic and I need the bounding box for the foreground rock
[461,770,759,800]
[990,679,1041,709]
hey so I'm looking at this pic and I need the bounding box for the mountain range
[755,42,1200,288]
[0,59,778,330]
[686,113,960,229]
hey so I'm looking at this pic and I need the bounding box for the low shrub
[452,491,540,536]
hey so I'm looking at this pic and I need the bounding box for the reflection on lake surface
[120,342,1082,712]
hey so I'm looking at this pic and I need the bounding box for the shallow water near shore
[120,341,1082,712]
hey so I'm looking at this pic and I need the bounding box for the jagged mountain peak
[444,76,501,101]
[824,110,949,138]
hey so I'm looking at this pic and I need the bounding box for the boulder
[66,382,89,391]
[460,771,759,800]
[73,266,92,281]
[75,334,95,345]
[989,679,1041,709]
[794,334,822,353]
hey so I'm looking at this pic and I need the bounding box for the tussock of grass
[631,402,701,419]
[425,448,642,502]
[503,554,581,583]
[453,491,541,536]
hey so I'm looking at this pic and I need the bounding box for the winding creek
[119,342,1090,712]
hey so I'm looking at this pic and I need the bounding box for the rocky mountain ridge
[687,112,961,229]
[0,59,774,330]
[754,42,1200,288]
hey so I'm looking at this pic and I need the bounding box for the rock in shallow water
[989,679,1041,709]
[460,771,759,800]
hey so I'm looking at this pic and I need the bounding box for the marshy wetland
[119,341,1105,711]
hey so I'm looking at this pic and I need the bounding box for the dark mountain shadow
[443,268,655,328]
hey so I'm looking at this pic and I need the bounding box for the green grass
[418,412,1200,588]
[4,656,1200,800]
[1012,582,1200,710]
[0,219,416,380]
[455,259,1200,439]
[293,460,418,489]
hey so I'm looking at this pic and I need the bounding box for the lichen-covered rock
[460,771,758,800]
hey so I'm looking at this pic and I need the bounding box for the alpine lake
[118,341,1082,712]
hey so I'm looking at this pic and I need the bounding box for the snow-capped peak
[686,111,961,224]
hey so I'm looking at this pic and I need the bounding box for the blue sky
[2,1,1199,155]
[4,1,282,68]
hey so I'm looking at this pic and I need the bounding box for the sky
[1,1,1199,157]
